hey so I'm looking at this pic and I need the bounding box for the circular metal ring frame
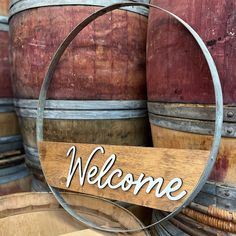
[36,1,223,233]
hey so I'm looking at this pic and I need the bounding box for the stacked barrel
[147,0,236,235]
[8,0,151,190]
[0,1,31,195]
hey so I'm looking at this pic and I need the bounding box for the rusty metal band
[0,16,9,31]
[36,1,223,233]
[148,102,236,123]
[9,0,149,19]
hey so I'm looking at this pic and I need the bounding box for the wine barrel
[15,100,150,185]
[0,192,150,236]
[0,0,9,16]
[0,151,31,195]
[147,0,236,234]
[31,177,49,192]
[9,0,151,186]
[0,16,22,154]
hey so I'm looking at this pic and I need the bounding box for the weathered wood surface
[0,192,149,236]
[0,112,20,137]
[0,153,24,167]
[38,141,209,211]
[0,0,9,16]
[0,175,31,196]
[147,0,236,104]
[126,205,152,226]
[0,31,13,98]
[9,6,147,100]
[19,117,151,148]
[151,125,236,186]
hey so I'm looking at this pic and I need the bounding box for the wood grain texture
[147,0,236,104]
[59,229,110,236]
[0,192,149,236]
[0,175,31,196]
[0,0,9,16]
[19,117,151,148]
[9,6,147,100]
[38,141,209,211]
[126,205,152,226]
[0,31,13,98]
[0,112,20,137]
[0,153,24,168]
[151,125,236,186]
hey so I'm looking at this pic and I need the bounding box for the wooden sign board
[38,141,209,211]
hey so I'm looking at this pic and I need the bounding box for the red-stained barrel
[147,0,236,235]
[9,0,151,186]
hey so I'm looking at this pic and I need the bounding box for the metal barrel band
[0,16,9,31]
[15,99,147,110]
[148,102,236,123]
[36,1,223,233]
[149,113,236,138]
[9,0,149,19]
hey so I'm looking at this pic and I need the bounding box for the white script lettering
[66,146,187,201]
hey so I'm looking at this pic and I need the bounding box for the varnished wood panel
[147,0,236,104]
[38,141,209,211]
[19,117,151,148]
[0,0,9,16]
[151,125,236,186]
[0,112,20,137]
[0,31,13,98]
[9,6,147,100]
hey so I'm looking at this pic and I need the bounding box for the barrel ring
[15,99,148,119]
[0,135,23,153]
[9,0,150,19]
[149,113,236,138]
[194,181,236,211]
[36,2,223,233]
[0,16,9,31]
[148,102,236,123]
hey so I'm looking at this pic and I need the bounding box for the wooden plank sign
[38,141,209,211]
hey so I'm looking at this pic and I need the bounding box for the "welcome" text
[66,146,187,201]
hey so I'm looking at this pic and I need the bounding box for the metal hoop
[36,1,223,233]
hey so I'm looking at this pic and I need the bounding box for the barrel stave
[147,0,236,105]
[10,5,147,100]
